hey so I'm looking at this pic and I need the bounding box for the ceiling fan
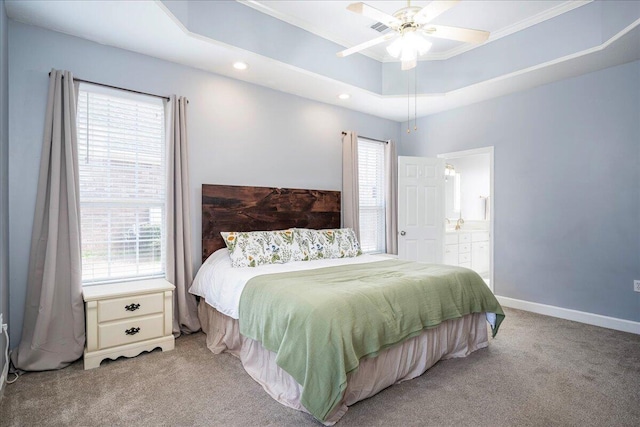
[337,0,490,70]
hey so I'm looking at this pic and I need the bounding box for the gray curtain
[385,140,398,255]
[167,95,200,336]
[11,69,84,371]
[341,131,360,241]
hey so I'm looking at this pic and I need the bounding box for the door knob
[400,231,406,236]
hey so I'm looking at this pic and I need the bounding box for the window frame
[357,138,387,254]
[76,83,167,286]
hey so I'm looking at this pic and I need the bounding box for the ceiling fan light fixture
[404,31,433,55]
[385,37,403,58]
[400,45,418,62]
[386,30,432,68]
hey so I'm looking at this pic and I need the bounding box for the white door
[398,156,445,263]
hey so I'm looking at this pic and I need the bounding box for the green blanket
[238,259,504,422]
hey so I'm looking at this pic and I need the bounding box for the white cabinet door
[471,242,490,275]
[443,244,458,266]
[397,156,444,263]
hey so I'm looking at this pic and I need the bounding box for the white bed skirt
[198,300,489,425]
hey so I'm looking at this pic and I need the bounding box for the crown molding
[238,0,387,62]
[155,0,640,123]
[412,0,593,62]
[240,0,592,64]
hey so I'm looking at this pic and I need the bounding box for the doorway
[438,147,494,292]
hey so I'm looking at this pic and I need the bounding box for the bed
[191,184,504,425]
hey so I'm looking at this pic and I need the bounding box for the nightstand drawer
[98,313,164,349]
[98,292,164,323]
[459,252,471,264]
[459,243,471,254]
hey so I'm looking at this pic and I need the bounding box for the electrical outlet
[635,280,640,293]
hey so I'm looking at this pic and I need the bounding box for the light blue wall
[7,21,400,347]
[0,0,9,385]
[399,60,640,323]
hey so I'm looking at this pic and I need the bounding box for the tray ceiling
[5,0,640,121]
[242,1,583,60]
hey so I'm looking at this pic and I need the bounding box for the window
[358,139,386,253]
[77,84,166,285]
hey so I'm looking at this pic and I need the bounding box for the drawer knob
[125,327,141,336]
[125,303,141,312]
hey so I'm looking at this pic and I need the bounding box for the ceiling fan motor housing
[393,6,424,37]
[393,6,422,25]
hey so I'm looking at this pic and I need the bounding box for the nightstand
[83,278,175,369]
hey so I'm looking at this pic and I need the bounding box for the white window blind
[358,139,386,253]
[77,84,166,285]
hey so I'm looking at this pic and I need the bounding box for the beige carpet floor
[1,307,639,426]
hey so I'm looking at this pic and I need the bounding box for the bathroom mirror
[444,172,461,221]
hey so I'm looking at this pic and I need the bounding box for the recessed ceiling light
[233,62,248,70]
[338,93,350,100]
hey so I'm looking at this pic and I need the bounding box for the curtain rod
[341,131,389,144]
[48,71,174,102]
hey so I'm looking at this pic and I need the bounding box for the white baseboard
[496,295,640,335]
[1,315,7,400]
[0,373,5,402]
[0,358,5,401]
[0,354,6,401]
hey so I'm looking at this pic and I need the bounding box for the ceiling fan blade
[413,1,460,25]
[423,24,490,44]
[347,2,401,28]
[337,33,398,58]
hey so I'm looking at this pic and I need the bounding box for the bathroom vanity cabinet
[444,231,489,278]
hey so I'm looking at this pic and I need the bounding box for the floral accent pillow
[221,229,300,268]
[294,228,324,261]
[295,228,362,260]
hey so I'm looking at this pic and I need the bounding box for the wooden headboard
[202,184,341,262]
